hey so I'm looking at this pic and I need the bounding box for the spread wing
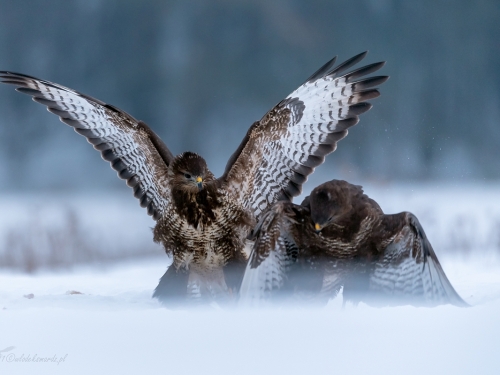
[219,52,388,221]
[0,72,174,220]
[239,202,302,307]
[366,213,468,307]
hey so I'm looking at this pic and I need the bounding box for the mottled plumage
[0,52,387,306]
[240,180,467,307]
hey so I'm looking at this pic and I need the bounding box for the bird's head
[170,152,210,192]
[309,180,352,233]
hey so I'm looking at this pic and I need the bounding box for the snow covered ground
[0,192,162,272]
[1,183,500,374]
[1,256,500,375]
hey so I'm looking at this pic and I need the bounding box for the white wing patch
[239,202,299,307]
[239,237,291,308]
[0,72,171,220]
[223,52,388,223]
[368,216,468,307]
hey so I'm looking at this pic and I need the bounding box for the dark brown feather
[241,180,467,307]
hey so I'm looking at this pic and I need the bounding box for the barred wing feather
[239,202,299,307]
[0,71,173,220]
[368,213,468,307]
[220,52,388,221]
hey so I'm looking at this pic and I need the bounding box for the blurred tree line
[0,0,499,191]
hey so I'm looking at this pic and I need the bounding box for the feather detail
[220,52,388,222]
[0,71,172,220]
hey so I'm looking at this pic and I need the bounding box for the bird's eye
[184,173,191,179]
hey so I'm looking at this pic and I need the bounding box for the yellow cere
[196,176,203,183]
[315,223,321,231]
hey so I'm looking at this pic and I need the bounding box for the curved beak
[314,223,322,233]
[196,176,203,190]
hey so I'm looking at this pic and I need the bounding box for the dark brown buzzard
[240,180,468,307]
[0,52,388,306]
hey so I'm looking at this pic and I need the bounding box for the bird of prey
[240,180,467,307]
[0,52,388,306]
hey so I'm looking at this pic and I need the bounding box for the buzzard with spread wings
[240,180,468,307]
[0,52,387,305]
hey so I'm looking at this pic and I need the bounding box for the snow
[0,192,162,271]
[1,183,500,374]
[1,257,500,374]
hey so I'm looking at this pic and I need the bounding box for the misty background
[0,0,499,271]
[0,0,499,191]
